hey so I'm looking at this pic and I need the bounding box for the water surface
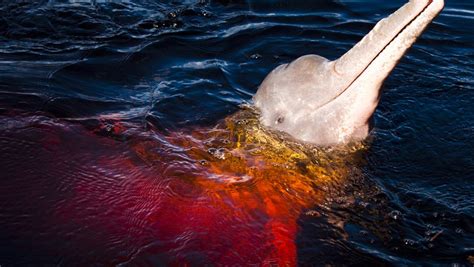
[0,0,473,265]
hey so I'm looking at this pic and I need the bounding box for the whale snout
[253,0,444,146]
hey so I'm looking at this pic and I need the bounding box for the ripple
[1,0,473,265]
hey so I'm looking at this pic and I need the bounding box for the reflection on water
[0,0,473,265]
[133,106,370,265]
[0,108,369,265]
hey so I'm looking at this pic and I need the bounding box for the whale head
[253,0,444,146]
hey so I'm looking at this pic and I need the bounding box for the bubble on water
[207,147,227,160]
[388,210,402,220]
[403,238,416,247]
[235,119,249,125]
[304,210,320,217]
[250,54,262,60]
[221,139,231,145]
[214,148,226,160]
[104,123,113,132]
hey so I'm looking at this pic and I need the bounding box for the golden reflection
[132,106,368,264]
[175,105,366,192]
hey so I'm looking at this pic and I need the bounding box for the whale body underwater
[0,0,446,266]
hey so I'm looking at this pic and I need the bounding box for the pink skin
[254,0,444,146]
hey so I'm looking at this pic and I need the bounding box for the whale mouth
[347,1,434,88]
[333,0,439,98]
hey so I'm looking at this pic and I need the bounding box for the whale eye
[276,116,285,124]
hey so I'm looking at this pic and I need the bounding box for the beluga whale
[254,0,444,146]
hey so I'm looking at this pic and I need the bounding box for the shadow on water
[0,0,473,265]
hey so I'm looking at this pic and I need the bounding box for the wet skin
[254,0,444,146]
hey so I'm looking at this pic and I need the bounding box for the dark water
[1,0,473,266]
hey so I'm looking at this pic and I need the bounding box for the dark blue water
[0,0,473,266]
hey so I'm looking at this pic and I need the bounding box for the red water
[0,111,357,266]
